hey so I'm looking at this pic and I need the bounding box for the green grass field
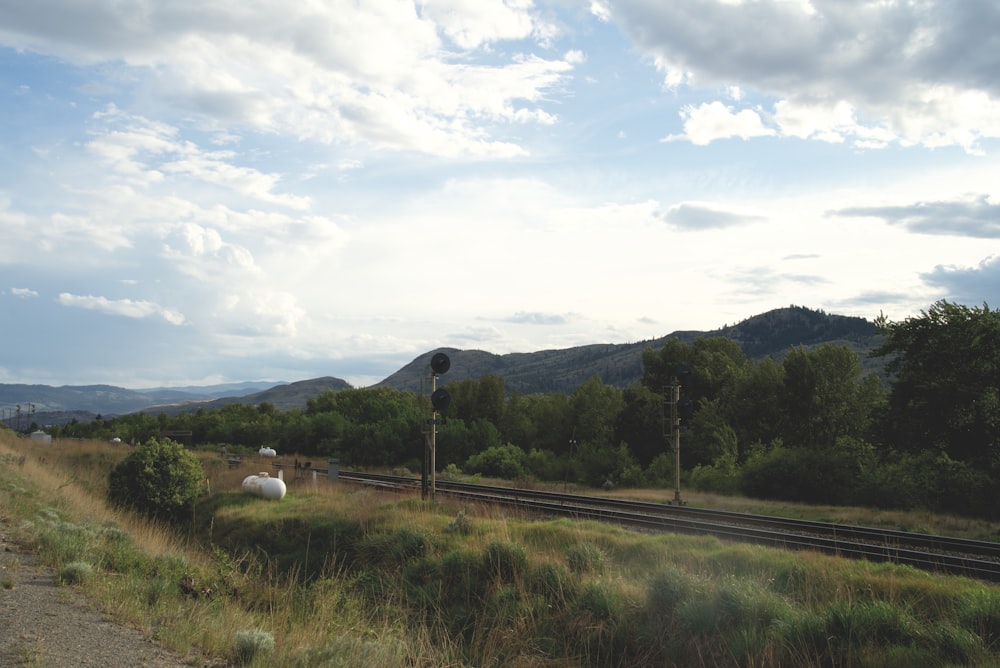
[3,432,1000,667]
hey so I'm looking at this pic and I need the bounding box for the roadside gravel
[0,526,193,668]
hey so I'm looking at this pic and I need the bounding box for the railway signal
[424,352,451,500]
[664,365,692,505]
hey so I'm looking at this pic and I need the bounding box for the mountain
[377,306,882,393]
[139,377,353,416]
[136,381,289,399]
[2,306,882,422]
[0,380,286,427]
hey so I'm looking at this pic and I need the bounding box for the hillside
[138,377,353,417]
[2,306,882,421]
[378,306,882,393]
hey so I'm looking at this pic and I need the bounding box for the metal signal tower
[664,366,692,505]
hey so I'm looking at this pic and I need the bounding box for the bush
[524,448,561,481]
[108,438,205,520]
[576,442,640,488]
[854,451,1000,518]
[740,441,864,505]
[464,444,527,480]
[566,542,605,574]
[59,561,94,585]
[233,629,275,665]
[690,462,741,495]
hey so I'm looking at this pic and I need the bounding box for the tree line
[51,300,1000,519]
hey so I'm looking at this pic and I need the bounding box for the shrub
[108,437,205,520]
[484,541,527,584]
[646,567,692,617]
[465,444,527,480]
[644,452,675,488]
[566,542,605,575]
[59,561,94,585]
[444,508,473,535]
[233,629,275,665]
[689,462,741,494]
[524,448,561,480]
[576,442,640,488]
[528,560,576,608]
[740,442,862,505]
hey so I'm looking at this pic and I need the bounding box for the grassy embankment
[2,431,1000,667]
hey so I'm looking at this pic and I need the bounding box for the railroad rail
[327,470,1000,583]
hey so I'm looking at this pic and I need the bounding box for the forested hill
[378,306,882,394]
[3,306,880,421]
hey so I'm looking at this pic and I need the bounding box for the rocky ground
[0,525,193,667]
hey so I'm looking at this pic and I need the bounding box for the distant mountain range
[2,306,882,426]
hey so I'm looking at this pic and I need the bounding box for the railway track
[333,470,1000,582]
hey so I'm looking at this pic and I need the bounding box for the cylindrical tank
[242,472,287,500]
[258,447,277,457]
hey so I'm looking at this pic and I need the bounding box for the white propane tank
[242,472,287,500]
[258,447,277,457]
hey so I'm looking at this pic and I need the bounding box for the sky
[1,0,999,390]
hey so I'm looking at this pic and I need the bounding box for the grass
[4,432,1000,666]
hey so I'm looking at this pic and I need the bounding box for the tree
[615,383,667,466]
[499,392,571,454]
[779,344,881,449]
[723,357,784,455]
[438,418,502,467]
[874,300,1000,469]
[107,438,204,520]
[569,376,624,447]
[445,375,506,426]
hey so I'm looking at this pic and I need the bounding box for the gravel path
[0,528,193,668]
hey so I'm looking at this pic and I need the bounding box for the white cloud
[58,293,186,325]
[0,0,576,159]
[590,1,612,22]
[419,0,543,49]
[87,106,310,208]
[663,101,774,144]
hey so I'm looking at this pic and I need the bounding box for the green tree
[723,357,784,456]
[445,375,506,426]
[570,376,624,447]
[780,344,881,449]
[615,383,667,466]
[438,418,503,467]
[644,338,747,399]
[874,300,1000,469]
[499,392,572,454]
[107,437,204,520]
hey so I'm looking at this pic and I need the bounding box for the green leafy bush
[464,443,527,479]
[740,440,864,505]
[108,437,204,520]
